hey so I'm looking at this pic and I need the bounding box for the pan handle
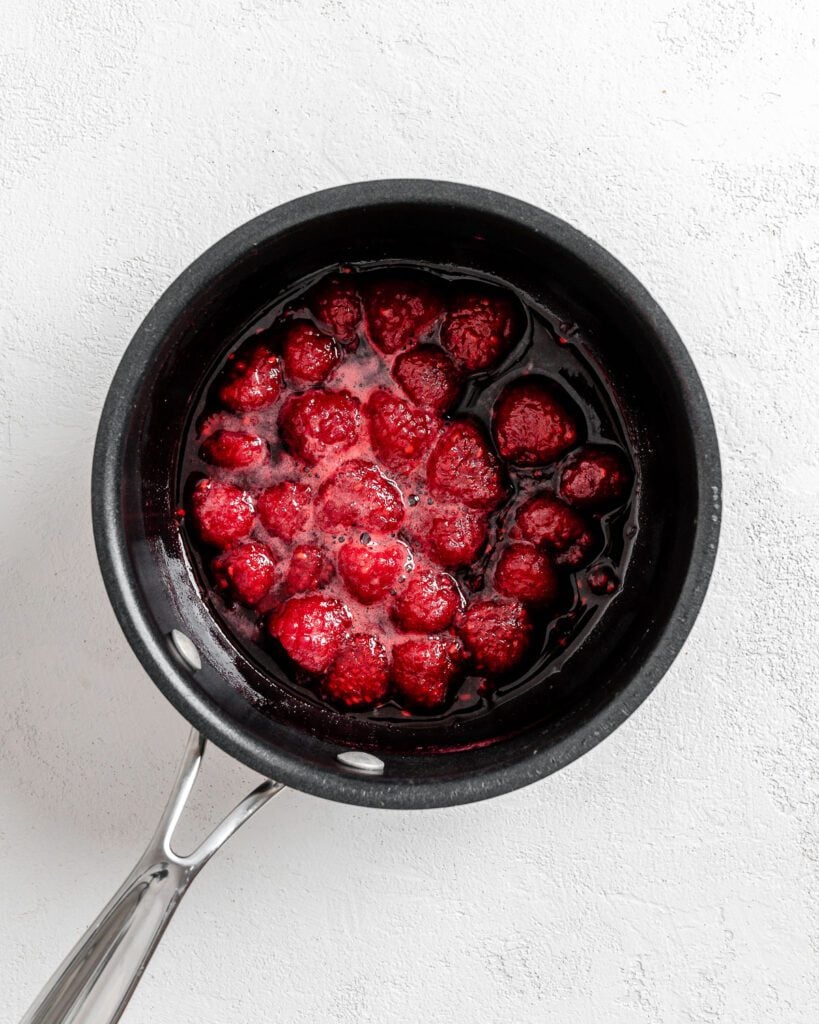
[20,729,282,1024]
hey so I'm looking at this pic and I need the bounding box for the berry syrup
[178,262,638,729]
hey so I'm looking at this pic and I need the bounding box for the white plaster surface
[1,1,817,1020]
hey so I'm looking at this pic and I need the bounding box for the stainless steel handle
[21,729,283,1024]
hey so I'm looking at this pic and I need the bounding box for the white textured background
[2,1,817,1021]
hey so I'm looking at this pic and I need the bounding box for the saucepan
[21,180,721,1023]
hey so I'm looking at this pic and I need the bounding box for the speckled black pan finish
[92,180,721,809]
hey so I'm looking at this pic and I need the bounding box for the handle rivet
[169,629,202,672]
[336,750,385,774]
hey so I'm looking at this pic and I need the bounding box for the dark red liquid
[178,262,637,729]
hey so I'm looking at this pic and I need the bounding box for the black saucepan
[22,181,720,1024]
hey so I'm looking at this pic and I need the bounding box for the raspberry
[515,492,596,568]
[458,598,532,674]
[441,286,521,372]
[285,544,334,594]
[587,565,618,595]
[317,460,405,534]
[365,388,438,474]
[200,430,266,469]
[190,478,255,548]
[325,634,390,707]
[310,275,362,345]
[558,446,632,509]
[425,507,488,568]
[427,419,507,510]
[278,389,361,466]
[363,276,445,354]
[392,345,461,412]
[212,542,277,606]
[392,570,462,633]
[493,377,578,466]
[256,481,313,541]
[338,540,407,605]
[281,321,340,387]
[268,594,351,674]
[391,636,463,710]
[218,344,282,412]
[494,543,558,605]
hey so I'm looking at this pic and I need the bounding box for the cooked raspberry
[494,543,558,605]
[217,344,282,412]
[558,446,632,509]
[392,345,461,412]
[441,286,521,371]
[190,478,255,548]
[285,544,334,594]
[426,507,488,568]
[427,419,507,510]
[268,594,351,674]
[200,430,266,469]
[338,540,407,605]
[363,276,445,354]
[365,388,438,473]
[278,389,361,465]
[587,565,619,595]
[317,460,405,534]
[458,598,532,674]
[281,321,340,386]
[212,542,277,606]
[325,634,390,707]
[391,636,463,710]
[392,570,462,633]
[310,275,362,345]
[256,481,313,541]
[515,492,596,568]
[493,377,579,466]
